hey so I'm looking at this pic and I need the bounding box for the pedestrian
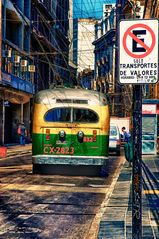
[121,127,133,167]
[17,122,26,146]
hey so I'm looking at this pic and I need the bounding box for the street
[0,150,124,239]
[0,1,158,239]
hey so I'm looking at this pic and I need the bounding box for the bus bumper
[32,155,108,166]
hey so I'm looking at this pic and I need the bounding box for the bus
[32,87,110,175]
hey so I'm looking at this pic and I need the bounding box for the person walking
[121,127,133,167]
[17,122,26,146]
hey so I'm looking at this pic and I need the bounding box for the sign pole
[119,18,158,239]
[132,85,142,238]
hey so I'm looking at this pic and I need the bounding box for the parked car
[109,124,121,155]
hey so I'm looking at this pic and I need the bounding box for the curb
[86,158,126,239]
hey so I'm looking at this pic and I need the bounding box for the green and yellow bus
[32,87,110,175]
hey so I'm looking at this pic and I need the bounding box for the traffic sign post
[119,19,159,239]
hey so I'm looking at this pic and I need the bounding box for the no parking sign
[119,19,158,84]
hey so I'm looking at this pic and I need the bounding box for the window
[45,108,71,122]
[44,108,98,123]
[73,108,98,123]
[110,126,117,136]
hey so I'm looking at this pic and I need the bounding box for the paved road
[0,153,125,239]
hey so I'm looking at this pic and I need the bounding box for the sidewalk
[0,143,32,158]
[97,159,159,239]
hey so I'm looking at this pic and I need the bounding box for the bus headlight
[77,131,84,143]
[59,130,66,141]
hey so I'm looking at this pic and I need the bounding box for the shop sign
[4,101,10,107]
[11,75,35,94]
[142,104,156,114]
[2,72,11,84]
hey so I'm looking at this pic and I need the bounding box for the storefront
[142,100,159,155]
[0,72,34,145]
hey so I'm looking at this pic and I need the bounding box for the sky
[73,0,116,19]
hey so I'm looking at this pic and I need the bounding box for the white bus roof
[34,88,108,106]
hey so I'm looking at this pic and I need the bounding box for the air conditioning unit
[21,60,28,67]
[28,65,35,72]
[105,56,108,62]
[7,49,12,58]
[14,55,21,63]
[96,60,100,66]
[101,57,105,65]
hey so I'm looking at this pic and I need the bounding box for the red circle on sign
[123,23,156,58]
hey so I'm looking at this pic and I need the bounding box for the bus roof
[34,88,108,106]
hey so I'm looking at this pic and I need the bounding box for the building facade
[144,0,159,99]
[92,4,117,114]
[77,67,94,89]
[0,0,73,145]
[73,18,96,73]
[31,0,71,90]
[0,0,35,145]
[119,0,159,154]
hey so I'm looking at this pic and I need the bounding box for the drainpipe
[0,0,2,82]
[112,44,116,115]
[21,103,24,123]
[0,2,3,145]
[2,99,5,145]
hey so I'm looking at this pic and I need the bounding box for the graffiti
[133,173,141,221]
[133,174,139,191]
[133,161,140,174]
[132,85,142,238]
[133,206,140,220]
[132,230,141,239]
